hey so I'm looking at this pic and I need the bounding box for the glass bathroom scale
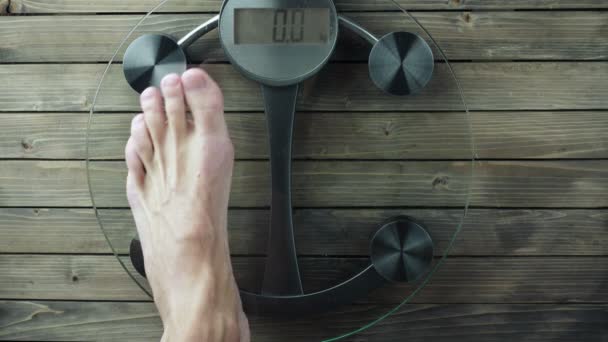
[85,0,474,339]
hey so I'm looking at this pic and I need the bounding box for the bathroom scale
[85,0,474,339]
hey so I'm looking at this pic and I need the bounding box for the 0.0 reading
[272,9,304,43]
[234,8,330,45]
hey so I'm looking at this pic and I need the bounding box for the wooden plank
[0,161,91,207]
[7,0,608,14]
[2,111,607,160]
[0,112,472,160]
[471,111,608,159]
[1,208,607,256]
[1,160,607,208]
[1,254,606,303]
[0,301,163,342]
[0,255,147,300]
[84,160,471,208]
[0,113,128,160]
[1,63,606,112]
[0,110,455,159]
[2,12,607,62]
[0,208,109,254]
[1,301,606,342]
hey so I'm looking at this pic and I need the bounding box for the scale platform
[86,0,473,339]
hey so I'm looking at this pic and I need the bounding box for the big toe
[182,68,227,134]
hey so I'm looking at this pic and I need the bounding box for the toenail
[131,114,144,127]
[183,71,207,89]
[141,87,156,99]
[162,74,180,88]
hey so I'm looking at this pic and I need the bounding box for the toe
[160,74,187,136]
[182,68,227,134]
[140,87,166,147]
[130,114,154,170]
[125,137,145,188]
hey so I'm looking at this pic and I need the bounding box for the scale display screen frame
[219,0,339,86]
[234,8,331,45]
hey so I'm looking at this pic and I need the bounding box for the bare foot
[124,68,250,342]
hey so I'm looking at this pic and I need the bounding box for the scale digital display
[234,8,330,44]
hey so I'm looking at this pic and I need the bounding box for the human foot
[124,68,250,342]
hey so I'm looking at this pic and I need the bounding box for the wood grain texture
[471,111,608,159]
[0,112,472,160]
[2,160,608,208]
[0,208,109,254]
[1,254,607,303]
[1,301,606,341]
[2,111,607,159]
[7,0,608,14]
[1,63,607,112]
[2,12,607,62]
[1,208,607,256]
[0,161,91,207]
[0,2,605,340]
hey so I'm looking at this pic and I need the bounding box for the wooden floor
[1,0,608,341]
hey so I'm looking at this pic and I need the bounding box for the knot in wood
[21,138,34,152]
[432,175,450,190]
